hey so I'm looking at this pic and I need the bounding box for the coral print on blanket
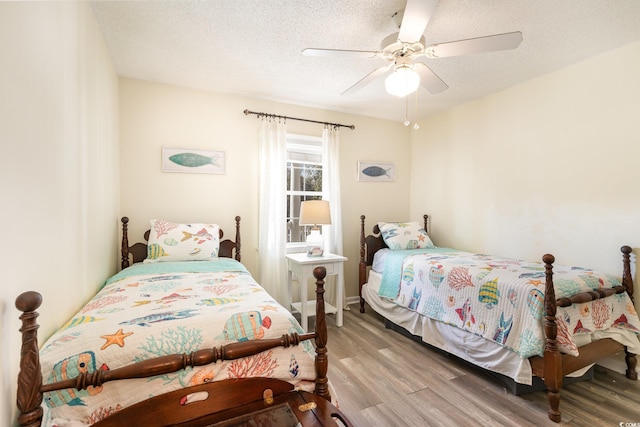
[37,260,316,426]
[384,251,640,358]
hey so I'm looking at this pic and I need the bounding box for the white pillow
[145,220,220,262]
[378,221,434,251]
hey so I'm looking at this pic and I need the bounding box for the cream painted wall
[410,40,640,373]
[0,3,119,426]
[119,78,412,305]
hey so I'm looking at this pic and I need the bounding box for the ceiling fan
[302,0,523,97]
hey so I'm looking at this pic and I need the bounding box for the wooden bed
[358,214,639,422]
[16,216,350,427]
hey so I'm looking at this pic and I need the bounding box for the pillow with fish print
[145,220,220,262]
[378,221,435,251]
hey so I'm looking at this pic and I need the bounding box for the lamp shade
[385,67,420,97]
[299,200,331,226]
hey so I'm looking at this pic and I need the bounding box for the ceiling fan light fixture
[385,66,420,97]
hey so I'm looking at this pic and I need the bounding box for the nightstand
[286,252,347,331]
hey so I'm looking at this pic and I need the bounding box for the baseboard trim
[345,296,360,306]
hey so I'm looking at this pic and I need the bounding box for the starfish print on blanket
[100,328,134,350]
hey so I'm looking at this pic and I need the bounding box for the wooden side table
[286,252,347,331]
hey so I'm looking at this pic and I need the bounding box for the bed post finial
[16,291,44,427]
[423,214,429,234]
[234,216,241,262]
[621,245,634,303]
[313,266,331,401]
[121,217,130,270]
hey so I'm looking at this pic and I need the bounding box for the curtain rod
[243,109,355,130]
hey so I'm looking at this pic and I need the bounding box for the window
[286,134,322,248]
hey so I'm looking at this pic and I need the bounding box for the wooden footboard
[534,247,637,422]
[15,267,330,427]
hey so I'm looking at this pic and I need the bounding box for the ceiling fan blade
[342,64,393,95]
[414,62,448,94]
[398,0,438,44]
[302,48,380,58]
[426,31,523,58]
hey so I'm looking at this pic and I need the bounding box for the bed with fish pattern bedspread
[37,260,317,426]
[15,217,336,427]
[358,214,639,423]
[379,249,640,359]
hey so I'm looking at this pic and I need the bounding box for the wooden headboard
[358,214,429,266]
[120,216,242,269]
[358,214,429,312]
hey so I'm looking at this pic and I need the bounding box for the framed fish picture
[162,146,226,174]
[357,161,395,182]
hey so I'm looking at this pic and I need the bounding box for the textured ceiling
[91,0,640,122]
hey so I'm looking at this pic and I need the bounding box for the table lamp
[299,200,331,257]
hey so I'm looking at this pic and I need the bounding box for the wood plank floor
[318,304,640,426]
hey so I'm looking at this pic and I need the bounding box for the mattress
[362,269,616,385]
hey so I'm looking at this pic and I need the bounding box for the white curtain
[322,126,348,310]
[258,117,288,306]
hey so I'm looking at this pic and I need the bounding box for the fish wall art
[162,146,226,174]
[357,161,395,182]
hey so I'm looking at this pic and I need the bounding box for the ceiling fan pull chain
[413,92,420,130]
[404,95,410,126]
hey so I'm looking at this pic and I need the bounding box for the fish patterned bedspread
[378,249,640,358]
[40,260,316,426]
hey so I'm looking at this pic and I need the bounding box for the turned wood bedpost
[621,245,634,303]
[621,245,638,380]
[121,216,130,270]
[423,214,429,235]
[359,215,367,313]
[15,291,44,427]
[313,266,331,401]
[542,254,562,422]
[234,215,241,262]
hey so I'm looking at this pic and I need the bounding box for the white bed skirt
[363,271,591,386]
